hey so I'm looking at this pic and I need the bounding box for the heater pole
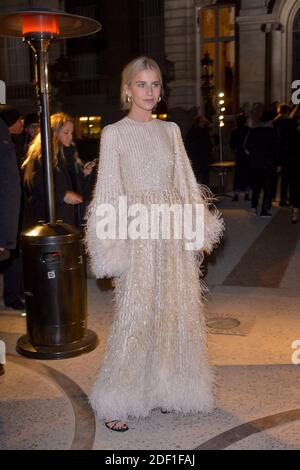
[28,37,56,224]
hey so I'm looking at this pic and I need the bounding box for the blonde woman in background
[22,112,95,229]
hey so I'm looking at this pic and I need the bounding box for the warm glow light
[80,117,88,121]
[219,100,225,105]
[221,107,226,112]
[27,229,40,236]
[220,122,225,127]
[22,14,59,35]
[152,114,158,119]
[219,115,224,120]
[88,116,101,121]
[159,114,168,120]
[219,92,225,98]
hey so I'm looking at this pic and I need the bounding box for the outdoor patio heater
[0,8,101,359]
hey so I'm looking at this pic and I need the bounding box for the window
[199,4,236,114]
[77,116,101,139]
[5,38,30,83]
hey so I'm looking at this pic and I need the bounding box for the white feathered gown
[86,117,224,420]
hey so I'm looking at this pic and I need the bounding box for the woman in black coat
[284,117,300,223]
[229,114,251,201]
[22,112,95,229]
[185,116,214,186]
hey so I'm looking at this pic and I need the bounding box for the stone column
[164,0,196,113]
[269,27,283,103]
[237,0,273,108]
[266,22,284,105]
[237,20,267,106]
[261,22,284,106]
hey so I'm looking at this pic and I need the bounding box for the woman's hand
[63,191,83,205]
[82,161,96,176]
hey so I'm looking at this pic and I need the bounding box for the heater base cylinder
[17,330,98,359]
[18,222,98,360]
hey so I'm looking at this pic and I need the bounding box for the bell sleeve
[172,122,224,254]
[85,125,129,278]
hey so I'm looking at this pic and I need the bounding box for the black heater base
[16,330,98,359]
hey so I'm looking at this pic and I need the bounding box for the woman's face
[125,68,161,113]
[58,121,74,147]
[27,123,40,138]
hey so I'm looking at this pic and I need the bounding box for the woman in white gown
[86,57,224,432]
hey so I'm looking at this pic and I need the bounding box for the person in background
[0,106,23,310]
[23,113,40,153]
[273,104,295,206]
[22,112,95,229]
[244,111,280,217]
[185,115,214,187]
[282,105,300,223]
[12,112,40,169]
[288,129,300,223]
[230,113,251,202]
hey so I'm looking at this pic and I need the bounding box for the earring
[126,94,132,103]
[157,96,161,103]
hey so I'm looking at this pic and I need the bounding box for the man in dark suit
[0,106,23,310]
[273,104,296,206]
[245,111,280,217]
[0,108,22,376]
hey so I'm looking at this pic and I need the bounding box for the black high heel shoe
[105,420,129,432]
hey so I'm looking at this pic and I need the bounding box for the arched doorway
[273,0,300,102]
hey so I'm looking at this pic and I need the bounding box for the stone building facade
[165,0,300,125]
[1,0,300,129]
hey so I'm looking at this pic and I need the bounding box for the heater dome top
[0,7,101,39]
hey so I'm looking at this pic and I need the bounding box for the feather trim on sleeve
[172,122,224,253]
[85,125,129,278]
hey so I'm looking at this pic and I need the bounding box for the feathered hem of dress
[89,377,216,421]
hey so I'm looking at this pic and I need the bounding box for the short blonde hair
[120,56,164,111]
